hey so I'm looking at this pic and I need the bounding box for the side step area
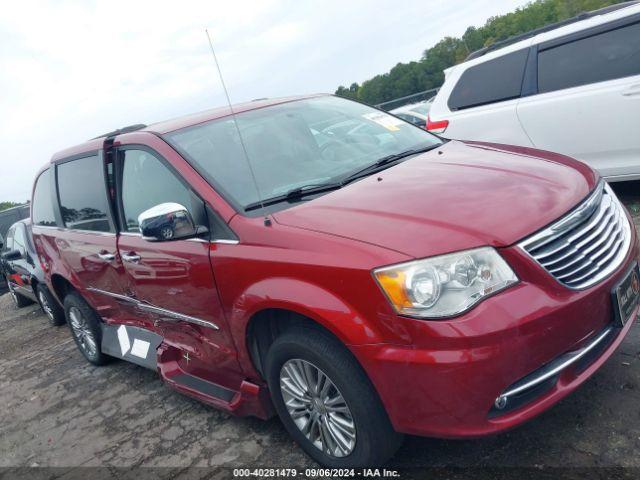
[158,345,275,419]
[101,323,163,370]
[101,322,274,419]
[170,373,235,402]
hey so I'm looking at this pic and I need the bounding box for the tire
[64,291,109,365]
[265,327,403,467]
[7,280,32,308]
[37,284,65,326]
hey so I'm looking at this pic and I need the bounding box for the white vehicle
[390,100,432,128]
[427,1,640,182]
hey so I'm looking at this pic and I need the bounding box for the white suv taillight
[426,115,449,134]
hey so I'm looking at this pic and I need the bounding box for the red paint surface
[31,96,638,437]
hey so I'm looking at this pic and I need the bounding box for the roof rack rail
[465,1,638,61]
[91,123,148,140]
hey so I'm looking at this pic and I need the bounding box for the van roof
[465,1,639,61]
[50,93,327,162]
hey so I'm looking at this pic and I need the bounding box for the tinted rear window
[57,155,112,232]
[12,223,26,254]
[538,22,640,93]
[448,48,529,110]
[32,169,57,227]
[4,228,14,251]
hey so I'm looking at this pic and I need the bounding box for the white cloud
[0,0,527,202]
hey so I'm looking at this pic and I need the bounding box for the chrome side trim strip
[497,326,615,404]
[87,287,219,330]
[87,287,137,304]
[136,303,219,330]
[211,239,239,245]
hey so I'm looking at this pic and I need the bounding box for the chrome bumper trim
[495,326,615,408]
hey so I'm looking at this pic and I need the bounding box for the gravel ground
[0,185,639,479]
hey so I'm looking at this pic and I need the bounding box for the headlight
[373,247,518,319]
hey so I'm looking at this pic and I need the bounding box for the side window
[4,228,14,252]
[57,155,113,232]
[120,149,195,232]
[32,169,57,227]
[13,225,26,254]
[448,48,529,110]
[538,22,640,93]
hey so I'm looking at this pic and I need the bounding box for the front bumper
[351,233,639,438]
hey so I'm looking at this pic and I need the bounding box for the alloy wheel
[160,227,174,239]
[280,359,356,458]
[68,306,97,357]
[39,291,54,321]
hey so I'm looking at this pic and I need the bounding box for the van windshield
[164,96,442,213]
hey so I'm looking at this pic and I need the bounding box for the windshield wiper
[244,144,441,212]
[341,144,441,185]
[244,182,342,212]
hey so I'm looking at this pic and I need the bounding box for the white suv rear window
[448,48,529,111]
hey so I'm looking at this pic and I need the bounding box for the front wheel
[265,327,403,467]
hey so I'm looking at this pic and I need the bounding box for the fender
[227,276,394,376]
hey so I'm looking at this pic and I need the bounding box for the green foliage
[0,201,22,212]
[335,0,626,105]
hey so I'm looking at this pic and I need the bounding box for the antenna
[205,29,268,222]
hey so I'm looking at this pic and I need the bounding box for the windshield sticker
[362,112,404,131]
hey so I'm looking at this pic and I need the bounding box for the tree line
[335,0,627,106]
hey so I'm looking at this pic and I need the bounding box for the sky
[0,0,528,203]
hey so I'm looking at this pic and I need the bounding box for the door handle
[122,252,141,263]
[97,251,116,262]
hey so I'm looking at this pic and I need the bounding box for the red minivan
[31,94,639,466]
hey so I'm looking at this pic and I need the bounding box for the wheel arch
[234,277,389,380]
[50,273,78,304]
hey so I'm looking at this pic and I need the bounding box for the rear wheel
[265,327,403,467]
[37,284,65,326]
[7,280,32,308]
[64,291,109,365]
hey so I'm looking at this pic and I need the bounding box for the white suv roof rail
[465,1,639,61]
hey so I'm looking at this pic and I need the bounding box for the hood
[273,141,598,258]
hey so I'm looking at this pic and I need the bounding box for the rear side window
[57,155,113,232]
[448,48,529,110]
[538,22,640,93]
[13,224,26,254]
[32,169,57,227]
[3,228,14,251]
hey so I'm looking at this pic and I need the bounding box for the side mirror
[138,203,205,242]
[1,249,23,261]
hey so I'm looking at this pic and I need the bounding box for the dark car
[1,220,65,324]
[0,232,6,294]
[137,203,198,241]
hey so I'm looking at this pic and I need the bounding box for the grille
[519,181,631,290]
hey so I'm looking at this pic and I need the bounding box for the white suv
[427,1,640,182]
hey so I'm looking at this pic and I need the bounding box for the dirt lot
[1,185,639,479]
